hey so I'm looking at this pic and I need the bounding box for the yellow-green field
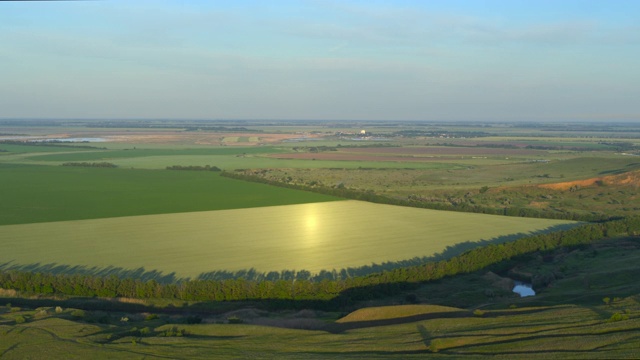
[0,201,576,279]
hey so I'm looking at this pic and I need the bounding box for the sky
[1,0,639,122]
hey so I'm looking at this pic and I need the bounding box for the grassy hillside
[2,236,639,359]
[1,292,638,358]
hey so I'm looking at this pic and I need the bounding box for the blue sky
[1,0,639,121]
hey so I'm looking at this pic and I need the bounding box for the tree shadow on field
[0,223,578,284]
[0,262,181,283]
[197,223,579,282]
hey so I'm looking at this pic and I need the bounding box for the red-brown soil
[539,170,640,191]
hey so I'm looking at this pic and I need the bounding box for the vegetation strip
[222,171,611,221]
[0,217,637,308]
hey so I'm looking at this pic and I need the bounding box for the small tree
[71,309,86,318]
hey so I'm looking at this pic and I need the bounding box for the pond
[513,281,535,297]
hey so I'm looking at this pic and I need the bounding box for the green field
[0,164,340,225]
[1,143,480,170]
[23,146,279,162]
[0,201,576,279]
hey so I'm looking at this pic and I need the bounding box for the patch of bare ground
[0,288,17,297]
[44,131,312,146]
[113,297,147,305]
[529,201,550,208]
[218,132,307,146]
[106,133,202,144]
[539,169,640,191]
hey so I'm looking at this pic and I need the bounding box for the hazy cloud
[1,0,638,121]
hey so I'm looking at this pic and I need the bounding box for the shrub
[71,309,86,318]
[160,326,187,337]
[608,313,629,322]
[14,316,26,324]
[227,316,243,324]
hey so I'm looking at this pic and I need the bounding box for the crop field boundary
[0,201,577,280]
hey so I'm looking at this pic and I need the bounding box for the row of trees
[62,162,117,168]
[166,165,221,171]
[1,217,638,307]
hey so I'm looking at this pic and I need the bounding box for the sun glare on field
[0,201,579,277]
[303,203,320,243]
[305,216,318,232]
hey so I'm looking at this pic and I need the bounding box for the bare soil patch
[539,170,640,191]
[35,130,312,146]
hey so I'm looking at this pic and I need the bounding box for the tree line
[166,165,221,171]
[1,217,638,308]
[62,162,117,168]
[0,140,104,150]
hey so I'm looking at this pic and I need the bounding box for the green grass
[258,155,640,194]
[336,304,462,323]
[1,298,638,359]
[0,200,576,278]
[0,164,339,225]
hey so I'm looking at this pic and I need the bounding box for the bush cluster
[62,162,117,168]
[166,165,221,171]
